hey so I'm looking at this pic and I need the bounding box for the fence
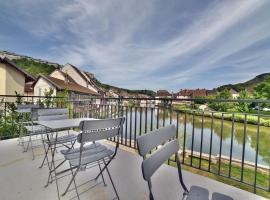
[0,95,269,194]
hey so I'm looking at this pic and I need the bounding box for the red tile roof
[36,75,100,95]
[156,90,171,97]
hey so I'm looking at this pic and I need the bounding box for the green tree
[54,89,68,108]
[254,77,270,99]
[209,89,232,112]
[236,90,251,112]
[44,88,54,108]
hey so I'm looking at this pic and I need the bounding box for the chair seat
[65,144,108,160]
[60,142,101,155]
[46,133,77,145]
[69,148,114,167]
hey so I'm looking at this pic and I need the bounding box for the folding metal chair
[58,117,125,200]
[36,108,78,170]
[16,104,41,159]
[137,124,189,200]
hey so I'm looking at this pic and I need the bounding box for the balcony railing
[0,95,269,197]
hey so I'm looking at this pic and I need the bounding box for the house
[176,89,193,99]
[176,89,207,98]
[155,90,171,104]
[0,57,35,100]
[229,88,239,99]
[156,90,171,98]
[33,74,99,101]
[61,63,102,94]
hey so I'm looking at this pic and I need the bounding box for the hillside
[216,73,270,93]
[92,77,156,97]
[13,58,57,77]
[0,50,155,97]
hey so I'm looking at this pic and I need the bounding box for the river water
[121,109,270,166]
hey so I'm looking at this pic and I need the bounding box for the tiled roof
[156,90,171,97]
[37,75,100,95]
[177,89,207,97]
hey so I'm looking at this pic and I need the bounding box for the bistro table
[37,117,97,130]
[36,117,98,193]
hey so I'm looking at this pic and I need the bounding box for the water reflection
[123,109,270,166]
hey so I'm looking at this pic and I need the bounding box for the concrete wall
[34,77,57,97]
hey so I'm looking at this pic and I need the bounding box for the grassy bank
[172,105,270,127]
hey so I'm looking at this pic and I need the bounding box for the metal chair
[137,124,189,200]
[58,117,125,200]
[36,108,78,170]
[16,104,41,158]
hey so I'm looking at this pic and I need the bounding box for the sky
[1,0,270,91]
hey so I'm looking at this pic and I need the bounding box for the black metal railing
[0,95,269,195]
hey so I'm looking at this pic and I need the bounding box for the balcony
[0,138,266,200]
[0,96,269,199]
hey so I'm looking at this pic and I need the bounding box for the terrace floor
[0,138,266,200]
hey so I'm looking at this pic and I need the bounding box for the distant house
[156,90,171,98]
[33,74,99,101]
[176,89,207,99]
[229,88,239,99]
[61,63,102,94]
[176,89,193,99]
[0,57,35,100]
[155,90,171,104]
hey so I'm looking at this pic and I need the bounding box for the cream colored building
[34,74,99,101]
[61,63,100,93]
[0,57,35,101]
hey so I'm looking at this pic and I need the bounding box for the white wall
[34,77,57,97]
[62,64,88,88]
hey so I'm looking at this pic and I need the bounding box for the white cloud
[1,0,270,90]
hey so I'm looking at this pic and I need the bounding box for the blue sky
[1,0,270,91]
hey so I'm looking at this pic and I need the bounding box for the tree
[236,90,251,112]
[254,77,270,99]
[44,88,54,108]
[208,89,233,112]
[54,89,68,108]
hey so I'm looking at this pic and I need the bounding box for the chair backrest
[37,108,69,121]
[17,104,40,109]
[137,124,179,181]
[17,104,40,113]
[77,118,125,143]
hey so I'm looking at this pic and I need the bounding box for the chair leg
[45,144,56,187]
[98,159,107,186]
[62,168,79,196]
[105,165,120,200]
[176,153,189,195]
[24,134,31,152]
[70,165,80,200]
[95,156,113,181]
[30,136,35,160]
[147,180,154,200]
[39,141,49,168]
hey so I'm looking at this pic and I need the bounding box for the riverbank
[172,105,270,127]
